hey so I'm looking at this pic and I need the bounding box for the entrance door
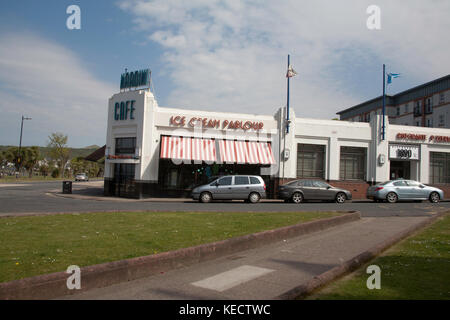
[113,163,136,197]
[390,161,411,180]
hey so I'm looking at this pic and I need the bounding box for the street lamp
[17,115,32,177]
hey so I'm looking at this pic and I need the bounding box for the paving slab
[58,215,432,300]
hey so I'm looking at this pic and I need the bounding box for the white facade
[105,89,450,198]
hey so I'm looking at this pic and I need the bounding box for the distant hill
[0,145,100,160]
[84,145,101,149]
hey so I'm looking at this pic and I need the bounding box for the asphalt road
[0,180,449,217]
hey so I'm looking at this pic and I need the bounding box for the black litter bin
[62,181,72,194]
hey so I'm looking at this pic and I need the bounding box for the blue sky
[0,0,449,147]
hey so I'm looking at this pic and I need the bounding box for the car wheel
[335,192,346,204]
[200,192,212,203]
[291,192,303,204]
[386,192,398,203]
[248,192,261,203]
[429,192,440,203]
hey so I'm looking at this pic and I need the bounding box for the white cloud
[0,33,115,147]
[119,0,450,118]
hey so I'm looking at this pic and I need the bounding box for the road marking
[191,265,274,292]
[0,184,28,188]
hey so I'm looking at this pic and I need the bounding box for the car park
[277,179,352,204]
[75,173,89,182]
[191,175,266,203]
[366,179,443,203]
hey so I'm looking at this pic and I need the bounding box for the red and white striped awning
[219,140,276,164]
[160,136,216,162]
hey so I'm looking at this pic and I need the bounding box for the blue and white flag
[387,72,400,84]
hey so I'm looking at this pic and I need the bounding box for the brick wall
[328,181,371,200]
[429,184,450,200]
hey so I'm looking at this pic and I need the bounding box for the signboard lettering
[120,69,150,90]
[389,144,420,160]
[169,115,264,131]
[114,100,135,120]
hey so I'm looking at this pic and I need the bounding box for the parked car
[277,179,352,204]
[75,173,89,182]
[191,175,266,203]
[367,179,443,203]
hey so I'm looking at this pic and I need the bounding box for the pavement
[1,180,449,217]
[57,214,435,300]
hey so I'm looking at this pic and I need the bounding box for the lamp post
[17,115,32,177]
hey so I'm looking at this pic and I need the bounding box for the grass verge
[0,210,340,283]
[307,213,450,300]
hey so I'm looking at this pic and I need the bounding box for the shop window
[339,146,367,180]
[297,144,325,179]
[430,152,450,184]
[115,137,136,155]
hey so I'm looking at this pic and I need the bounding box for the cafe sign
[389,144,420,160]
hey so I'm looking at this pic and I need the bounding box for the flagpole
[382,64,386,141]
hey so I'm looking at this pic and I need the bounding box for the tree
[47,133,70,178]
[22,146,40,178]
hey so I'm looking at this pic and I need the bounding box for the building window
[414,101,422,116]
[339,147,367,180]
[297,144,325,179]
[427,118,433,127]
[439,114,445,127]
[440,93,445,104]
[416,121,420,126]
[425,98,433,113]
[115,137,136,154]
[404,103,409,113]
[430,152,450,183]
[396,107,400,116]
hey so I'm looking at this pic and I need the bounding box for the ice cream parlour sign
[169,115,264,131]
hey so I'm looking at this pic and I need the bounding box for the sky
[0,0,449,147]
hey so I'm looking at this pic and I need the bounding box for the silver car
[191,175,266,203]
[367,179,443,203]
[75,173,89,182]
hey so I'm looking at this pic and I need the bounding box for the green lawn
[308,214,450,300]
[0,211,340,283]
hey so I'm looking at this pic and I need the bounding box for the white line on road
[0,184,29,187]
[191,265,274,292]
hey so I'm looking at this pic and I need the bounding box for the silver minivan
[191,175,266,203]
